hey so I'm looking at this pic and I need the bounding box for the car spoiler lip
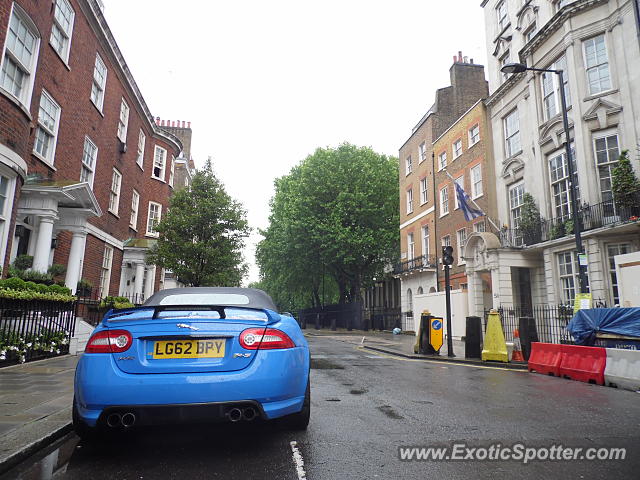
[102,305,281,325]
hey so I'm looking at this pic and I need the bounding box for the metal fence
[500,196,640,248]
[484,305,577,344]
[393,254,437,275]
[298,302,364,330]
[0,298,76,366]
[363,307,401,331]
[75,292,144,326]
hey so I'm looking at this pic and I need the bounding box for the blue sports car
[73,287,310,437]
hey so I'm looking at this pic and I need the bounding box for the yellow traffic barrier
[481,309,509,362]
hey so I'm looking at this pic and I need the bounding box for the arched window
[406,289,413,311]
[417,286,424,295]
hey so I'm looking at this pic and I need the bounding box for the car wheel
[72,397,98,441]
[282,379,310,431]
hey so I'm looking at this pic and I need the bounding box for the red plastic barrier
[528,342,563,376]
[558,345,606,385]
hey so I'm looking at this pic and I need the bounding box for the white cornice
[399,206,435,230]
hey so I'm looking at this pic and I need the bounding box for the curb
[361,345,529,370]
[0,422,73,476]
[0,354,73,371]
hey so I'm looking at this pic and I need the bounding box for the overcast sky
[104,0,488,285]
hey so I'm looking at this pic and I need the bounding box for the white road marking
[290,440,307,480]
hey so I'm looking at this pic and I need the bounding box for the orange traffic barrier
[512,329,525,362]
[527,342,562,376]
[558,345,606,385]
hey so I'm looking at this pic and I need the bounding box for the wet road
[4,335,640,479]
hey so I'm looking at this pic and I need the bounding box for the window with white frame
[419,177,428,205]
[117,98,129,142]
[80,136,97,187]
[442,235,451,247]
[419,142,427,163]
[504,109,521,157]
[153,146,166,180]
[169,156,175,187]
[497,1,508,31]
[108,168,122,215]
[454,176,464,209]
[509,183,524,229]
[440,186,449,216]
[557,251,587,304]
[407,232,415,260]
[406,188,413,214]
[438,151,447,170]
[524,22,537,42]
[33,91,61,164]
[90,53,107,110]
[468,124,480,146]
[137,130,145,168]
[421,225,429,257]
[0,173,14,264]
[147,202,162,236]
[452,139,462,159]
[593,132,619,207]
[548,147,579,218]
[471,164,483,199]
[541,55,571,120]
[500,50,511,82]
[406,155,412,175]
[457,228,467,264]
[584,34,611,95]
[0,5,40,107]
[473,221,486,233]
[607,243,629,306]
[99,244,113,297]
[50,0,74,63]
[130,189,139,229]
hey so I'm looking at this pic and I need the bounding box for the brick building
[433,99,497,293]
[396,54,489,325]
[0,0,184,300]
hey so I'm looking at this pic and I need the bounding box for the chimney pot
[161,120,165,126]
[453,55,457,63]
[458,50,463,62]
[182,121,186,128]
[470,58,474,64]
[188,121,191,128]
[463,56,468,63]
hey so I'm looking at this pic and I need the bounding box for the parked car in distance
[73,287,310,438]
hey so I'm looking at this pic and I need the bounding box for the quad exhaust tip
[242,407,257,421]
[106,413,121,428]
[227,408,243,422]
[121,412,136,427]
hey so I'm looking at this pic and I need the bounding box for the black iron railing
[75,292,145,326]
[393,254,437,275]
[363,307,401,331]
[0,298,76,366]
[501,196,640,248]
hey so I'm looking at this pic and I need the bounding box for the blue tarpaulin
[567,308,640,346]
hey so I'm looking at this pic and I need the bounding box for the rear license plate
[152,339,226,359]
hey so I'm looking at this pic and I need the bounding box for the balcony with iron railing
[393,254,437,275]
[500,196,640,248]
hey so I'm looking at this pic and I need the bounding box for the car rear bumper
[75,348,309,427]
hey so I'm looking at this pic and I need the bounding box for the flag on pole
[454,181,484,221]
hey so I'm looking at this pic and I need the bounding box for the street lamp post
[501,63,588,294]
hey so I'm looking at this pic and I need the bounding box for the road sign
[430,317,443,352]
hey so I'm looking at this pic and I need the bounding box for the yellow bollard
[481,309,509,362]
[414,310,430,353]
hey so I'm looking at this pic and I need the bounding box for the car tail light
[239,328,295,350]
[85,329,133,353]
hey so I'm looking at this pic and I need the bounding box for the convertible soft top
[143,287,278,312]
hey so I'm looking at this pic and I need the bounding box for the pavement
[304,328,528,370]
[0,330,525,476]
[0,355,77,475]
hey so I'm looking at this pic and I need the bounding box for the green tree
[519,193,542,245]
[147,159,249,286]
[257,143,399,307]
[611,149,640,211]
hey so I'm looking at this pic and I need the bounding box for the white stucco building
[466,0,640,316]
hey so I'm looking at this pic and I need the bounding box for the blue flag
[454,182,484,221]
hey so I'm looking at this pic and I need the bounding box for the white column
[143,265,156,301]
[65,231,87,293]
[490,268,501,310]
[32,216,56,273]
[134,262,145,303]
